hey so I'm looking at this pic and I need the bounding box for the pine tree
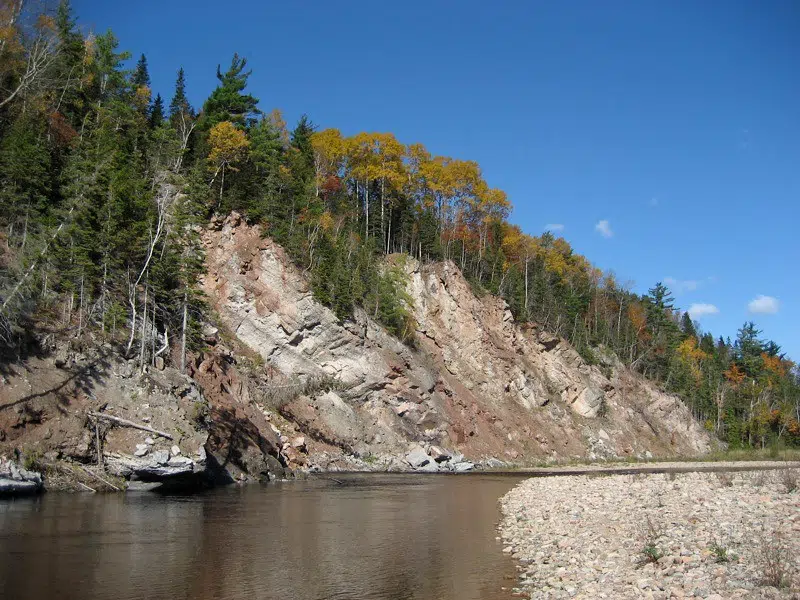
[200,54,259,129]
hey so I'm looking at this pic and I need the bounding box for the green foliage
[22,448,45,472]
[200,54,259,129]
[709,541,735,563]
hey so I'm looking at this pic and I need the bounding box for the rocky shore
[499,469,800,599]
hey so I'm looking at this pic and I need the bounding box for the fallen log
[76,481,97,493]
[78,465,122,492]
[88,411,173,440]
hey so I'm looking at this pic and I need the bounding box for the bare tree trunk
[125,182,171,357]
[77,273,84,337]
[138,281,148,369]
[365,181,369,239]
[180,291,188,373]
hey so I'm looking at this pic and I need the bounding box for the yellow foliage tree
[207,121,249,205]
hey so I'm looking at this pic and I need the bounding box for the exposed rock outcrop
[0,213,715,490]
[0,341,290,490]
[201,214,714,470]
[0,458,43,496]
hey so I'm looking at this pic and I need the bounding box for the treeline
[0,1,797,447]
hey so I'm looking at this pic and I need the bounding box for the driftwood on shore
[77,465,122,492]
[88,411,173,440]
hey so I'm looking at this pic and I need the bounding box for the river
[0,473,526,600]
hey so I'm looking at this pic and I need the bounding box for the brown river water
[0,473,526,600]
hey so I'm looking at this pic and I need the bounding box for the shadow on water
[0,473,527,600]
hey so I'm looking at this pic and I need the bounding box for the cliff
[0,214,713,489]
[201,214,713,471]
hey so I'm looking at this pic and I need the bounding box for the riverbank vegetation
[1,1,798,449]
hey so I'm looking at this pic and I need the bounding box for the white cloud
[664,277,700,294]
[748,295,780,315]
[595,219,613,238]
[688,303,719,319]
[544,223,564,232]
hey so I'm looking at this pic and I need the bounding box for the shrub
[715,471,734,487]
[759,529,792,588]
[638,515,664,565]
[780,468,798,493]
[709,540,735,563]
[190,401,210,429]
[22,448,44,472]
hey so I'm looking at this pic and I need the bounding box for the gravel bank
[499,469,800,599]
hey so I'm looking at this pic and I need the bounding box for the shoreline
[498,468,800,599]
[3,458,800,497]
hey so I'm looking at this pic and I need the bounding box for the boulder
[428,445,451,463]
[104,453,197,480]
[0,458,43,496]
[394,402,412,417]
[452,461,475,473]
[151,450,170,465]
[571,385,604,418]
[417,461,439,473]
[405,446,431,468]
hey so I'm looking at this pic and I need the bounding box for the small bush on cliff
[190,401,210,430]
[373,261,417,346]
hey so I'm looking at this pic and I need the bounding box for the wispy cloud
[664,277,700,294]
[748,295,779,315]
[544,223,564,233]
[688,303,719,319]
[595,219,613,238]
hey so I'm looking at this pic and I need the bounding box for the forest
[0,1,798,448]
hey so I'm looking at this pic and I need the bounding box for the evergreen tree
[169,67,191,123]
[132,54,151,88]
[149,93,165,128]
[200,54,259,129]
[681,311,697,339]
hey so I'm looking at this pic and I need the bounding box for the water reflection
[0,474,523,600]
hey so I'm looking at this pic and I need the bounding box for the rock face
[0,339,290,490]
[201,214,714,469]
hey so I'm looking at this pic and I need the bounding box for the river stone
[418,461,439,473]
[453,461,475,472]
[171,445,181,456]
[428,445,450,462]
[405,446,431,468]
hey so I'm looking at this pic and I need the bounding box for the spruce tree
[169,68,191,124]
[681,311,697,339]
[149,93,165,128]
[132,54,151,88]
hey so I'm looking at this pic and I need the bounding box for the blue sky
[73,1,800,358]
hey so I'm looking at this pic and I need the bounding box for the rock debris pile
[499,469,800,599]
